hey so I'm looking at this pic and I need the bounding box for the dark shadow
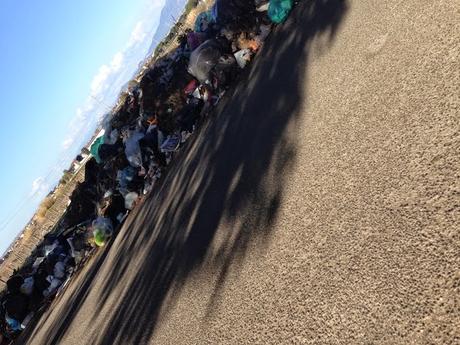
[17,1,348,344]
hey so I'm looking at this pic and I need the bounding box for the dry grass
[184,0,213,28]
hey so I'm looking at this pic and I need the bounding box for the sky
[0,0,176,255]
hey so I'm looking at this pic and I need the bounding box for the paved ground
[18,0,459,344]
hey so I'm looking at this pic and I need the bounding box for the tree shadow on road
[17,1,348,344]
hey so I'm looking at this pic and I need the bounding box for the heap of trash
[0,0,294,342]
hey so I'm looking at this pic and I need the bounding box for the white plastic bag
[124,130,145,168]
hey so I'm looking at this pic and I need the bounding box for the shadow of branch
[17,1,349,344]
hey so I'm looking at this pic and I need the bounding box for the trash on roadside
[234,49,252,68]
[124,191,140,210]
[236,35,261,51]
[255,24,272,45]
[187,31,207,51]
[0,0,296,338]
[188,40,225,83]
[268,0,293,23]
[124,130,145,169]
[212,0,256,28]
[160,133,181,153]
[90,135,105,163]
[43,277,62,297]
[256,0,270,12]
[19,277,34,296]
[92,217,113,247]
[117,166,137,190]
[184,79,199,96]
[194,11,214,32]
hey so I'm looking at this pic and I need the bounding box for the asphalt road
[18,0,459,344]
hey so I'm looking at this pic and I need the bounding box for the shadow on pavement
[17,1,348,344]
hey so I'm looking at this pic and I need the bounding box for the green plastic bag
[92,217,113,247]
[93,229,107,247]
[90,136,105,163]
[268,0,293,24]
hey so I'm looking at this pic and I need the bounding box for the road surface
[18,0,459,344]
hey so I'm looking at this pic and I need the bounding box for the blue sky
[0,0,173,255]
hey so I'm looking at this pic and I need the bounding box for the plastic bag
[212,54,237,88]
[105,128,119,145]
[188,40,224,83]
[53,261,66,279]
[255,24,272,45]
[187,32,207,51]
[234,49,252,68]
[20,277,35,296]
[160,134,181,153]
[124,130,145,168]
[194,11,214,32]
[5,315,22,331]
[124,191,139,210]
[268,0,293,23]
[43,277,62,297]
[116,166,137,195]
[92,217,113,234]
[90,136,105,163]
[92,217,113,247]
[212,0,255,26]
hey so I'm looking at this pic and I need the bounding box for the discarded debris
[268,0,293,23]
[0,0,301,340]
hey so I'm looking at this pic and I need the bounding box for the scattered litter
[90,135,105,163]
[92,217,113,247]
[0,0,300,339]
[268,0,293,23]
[124,192,139,210]
[234,49,252,68]
[160,134,181,153]
[124,130,145,169]
[188,40,226,83]
[194,11,214,32]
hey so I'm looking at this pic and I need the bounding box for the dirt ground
[18,0,459,344]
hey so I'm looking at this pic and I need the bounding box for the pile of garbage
[0,0,294,342]
[0,221,98,341]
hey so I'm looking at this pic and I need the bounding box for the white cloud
[128,21,147,48]
[111,52,124,72]
[61,108,90,150]
[147,0,165,11]
[90,64,111,96]
[70,108,88,130]
[75,107,84,120]
[83,101,95,113]
[90,50,126,98]
[62,137,74,150]
[31,177,49,196]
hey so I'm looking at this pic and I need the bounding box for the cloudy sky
[0,0,175,255]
